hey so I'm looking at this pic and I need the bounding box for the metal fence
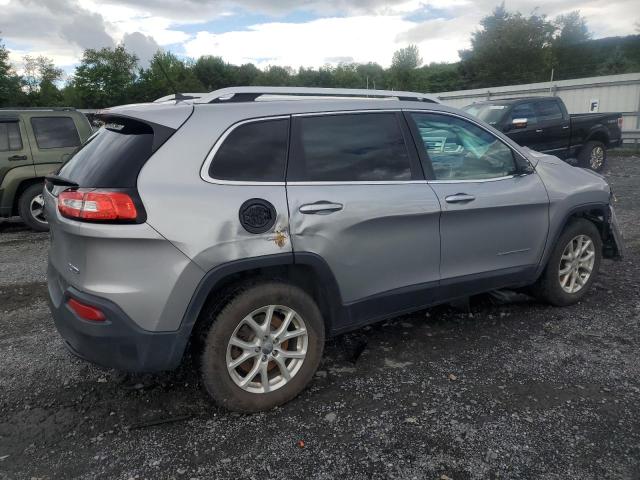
[435,72,640,150]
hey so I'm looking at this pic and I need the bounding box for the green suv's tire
[578,141,606,172]
[200,282,325,413]
[533,219,602,306]
[18,183,49,232]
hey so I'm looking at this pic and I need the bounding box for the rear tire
[533,219,602,306]
[578,141,606,172]
[18,183,49,232]
[200,281,325,413]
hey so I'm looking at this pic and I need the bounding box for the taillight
[67,298,105,321]
[58,189,138,222]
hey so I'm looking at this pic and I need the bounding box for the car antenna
[156,56,187,102]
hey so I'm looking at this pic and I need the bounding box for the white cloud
[183,14,472,68]
[1,0,638,72]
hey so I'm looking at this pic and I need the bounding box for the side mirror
[511,118,528,129]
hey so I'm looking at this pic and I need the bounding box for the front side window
[0,122,23,151]
[209,118,289,182]
[410,112,517,181]
[509,103,538,126]
[534,101,563,122]
[31,117,81,149]
[289,113,412,182]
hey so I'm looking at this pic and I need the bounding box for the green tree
[0,37,24,107]
[193,55,234,90]
[459,4,555,87]
[22,55,64,106]
[135,51,204,101]
[256,65,292,86]
[551,11,592,80]
[389,45,423,90]
[71,45,139,108]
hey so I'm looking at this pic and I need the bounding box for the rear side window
[289,113,412,182]
[534,101,563,122]
[209,118,289,182]
[59,118,173,188]
[31,117,80,149]
[0,122,23,151]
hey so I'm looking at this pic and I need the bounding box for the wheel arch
[586,129,609,146]
[538,202,616,278]
[13,177,45,216]
[182,253,345,354]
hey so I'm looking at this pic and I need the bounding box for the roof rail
[195,86,439,104]
[0,106,76,111]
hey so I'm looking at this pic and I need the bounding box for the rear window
[58,118,173,188]
[289,113,412,182]
[208,118,289,182]
[0,121,23,151]
[31,117,80,149]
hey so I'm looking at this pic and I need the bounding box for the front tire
[200,282,325,413]
[578,141,606,172]
[534,219,602,306]
[18,183,49,232]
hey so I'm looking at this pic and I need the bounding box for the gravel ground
[1,155,639,480]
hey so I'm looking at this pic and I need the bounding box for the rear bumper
[48,264,190,372]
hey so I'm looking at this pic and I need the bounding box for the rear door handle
[445,193,475,204]
[8,155,27,161]
[562,125,569,129]
[535,129,543,133]
[299,201,343,214]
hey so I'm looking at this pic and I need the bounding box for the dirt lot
[1,155,639,480]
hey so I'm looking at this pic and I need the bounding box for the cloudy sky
[0,0,638,75]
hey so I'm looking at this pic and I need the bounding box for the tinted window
[509,103,538,126]
[31,117,80,149]
[410,113,517,180]
[0,122,23,151]
[463,104,508,125]
[209,119,289,182]
[59,119,162,188]
[534,101,563,122]
[289,113,412,182]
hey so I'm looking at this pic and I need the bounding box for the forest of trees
[1,5,639,109]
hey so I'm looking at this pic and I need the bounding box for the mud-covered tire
[200,281,325,413]
[577,141,606,172]
[18,183,49,232]
[533,219,602,306]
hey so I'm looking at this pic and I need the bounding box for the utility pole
[549,68,554,93]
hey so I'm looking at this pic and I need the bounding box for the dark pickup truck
[463,96,623,171]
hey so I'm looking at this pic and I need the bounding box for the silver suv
[45,87,624,412]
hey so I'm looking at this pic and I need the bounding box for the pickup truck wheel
[18,183,49,232]
[534,219,602,306]
[200,281,325,413]
[578,141,606,172]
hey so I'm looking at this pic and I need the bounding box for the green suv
[0,108,92,231]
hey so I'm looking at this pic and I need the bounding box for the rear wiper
[45,174,79,188]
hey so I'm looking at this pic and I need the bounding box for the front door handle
[445,193,475,204]
[535,129,543,133]
[299,201,343,214]
[8,155,27,161]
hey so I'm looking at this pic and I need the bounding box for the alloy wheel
[30,194,47,225]
[226,305,308,394]
[590,146,604,170]
[558,234,595,294]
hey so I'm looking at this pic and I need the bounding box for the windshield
[463,104,508,125]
